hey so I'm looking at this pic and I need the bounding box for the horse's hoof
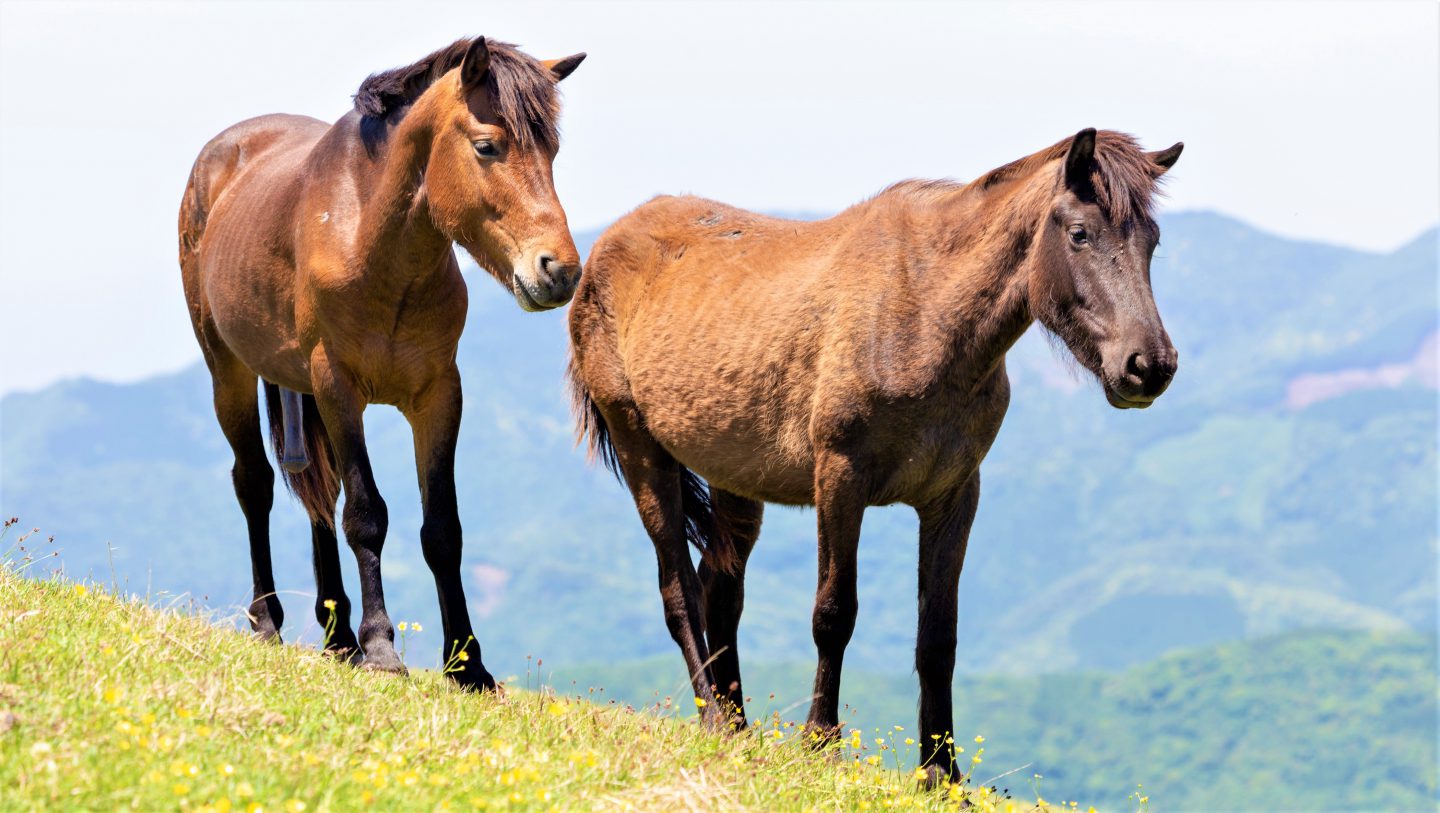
[916,764,948,791]
[697,706,729,731]
[802,722,843,751]
[359,651,408,676]
[251,626,283,644]
[448,666,497,693]
[324,645,364,667]
[722,711,749,734]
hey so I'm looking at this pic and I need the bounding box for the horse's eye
[473,141,498,158]
[1069,226,1088,246]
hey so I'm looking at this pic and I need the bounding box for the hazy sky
[1,0,1436,395]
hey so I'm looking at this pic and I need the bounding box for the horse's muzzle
[512,252,580,311]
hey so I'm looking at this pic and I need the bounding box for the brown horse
[568,129,1182,779]
[179,38,585,689]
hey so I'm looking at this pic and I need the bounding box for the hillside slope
[0,563,1063,813]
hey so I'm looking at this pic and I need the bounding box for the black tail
[567,354,739,574]
[262,382,340,526]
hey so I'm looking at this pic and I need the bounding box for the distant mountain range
[2,212,1435,680]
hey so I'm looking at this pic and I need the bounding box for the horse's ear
[461,37,491,89]
[1149,141,1184,173]
[1064,128,1097,192]
[543,53,587,82]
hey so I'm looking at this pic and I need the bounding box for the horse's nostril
[1126,352,1148,382]
[537,253,557,276]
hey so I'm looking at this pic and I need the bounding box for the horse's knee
[812,595,858,651]
[419,515,462,571]
[231,459,274,510]
[342,493,388,552]
[701,564,743,617]
[915,631,957,678]
[314,593,352,622]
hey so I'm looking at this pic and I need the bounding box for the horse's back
[181,114,328,237]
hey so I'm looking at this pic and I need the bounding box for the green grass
[0,557,1090,812]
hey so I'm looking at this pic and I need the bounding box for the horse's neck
[348,114,451,278]
[908,185,1045,394]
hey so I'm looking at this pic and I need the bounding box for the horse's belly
[632,377,817,505]
[199,244,309,389]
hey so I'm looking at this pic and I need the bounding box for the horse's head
[419,38,585,311]
[1029,129,1183,409]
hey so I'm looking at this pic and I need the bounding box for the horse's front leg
[805,449,867,740]
[311,355,404,674]
[403,367,494,691]
[914,474,981,787]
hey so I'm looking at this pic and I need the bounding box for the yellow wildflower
[284,800,307,813]
[323,599,336,610]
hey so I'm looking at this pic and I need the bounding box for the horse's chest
[307,271,466,403]
[865,382,1010,505]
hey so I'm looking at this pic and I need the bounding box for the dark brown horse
[568,129,1182,779]
[179,38,584,689]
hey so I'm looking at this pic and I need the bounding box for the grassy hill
[4,556,1433,811]
[0,561,1084,813]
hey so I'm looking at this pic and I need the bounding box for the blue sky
[1,0,1436,395]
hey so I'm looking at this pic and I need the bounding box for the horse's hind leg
[301,395,360,661]
[805,449,867,740]
[603,407,724,725]
[914,475,980,786]
[311,514,361,661]
[698,489,762,727]
[208,358,283,640]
